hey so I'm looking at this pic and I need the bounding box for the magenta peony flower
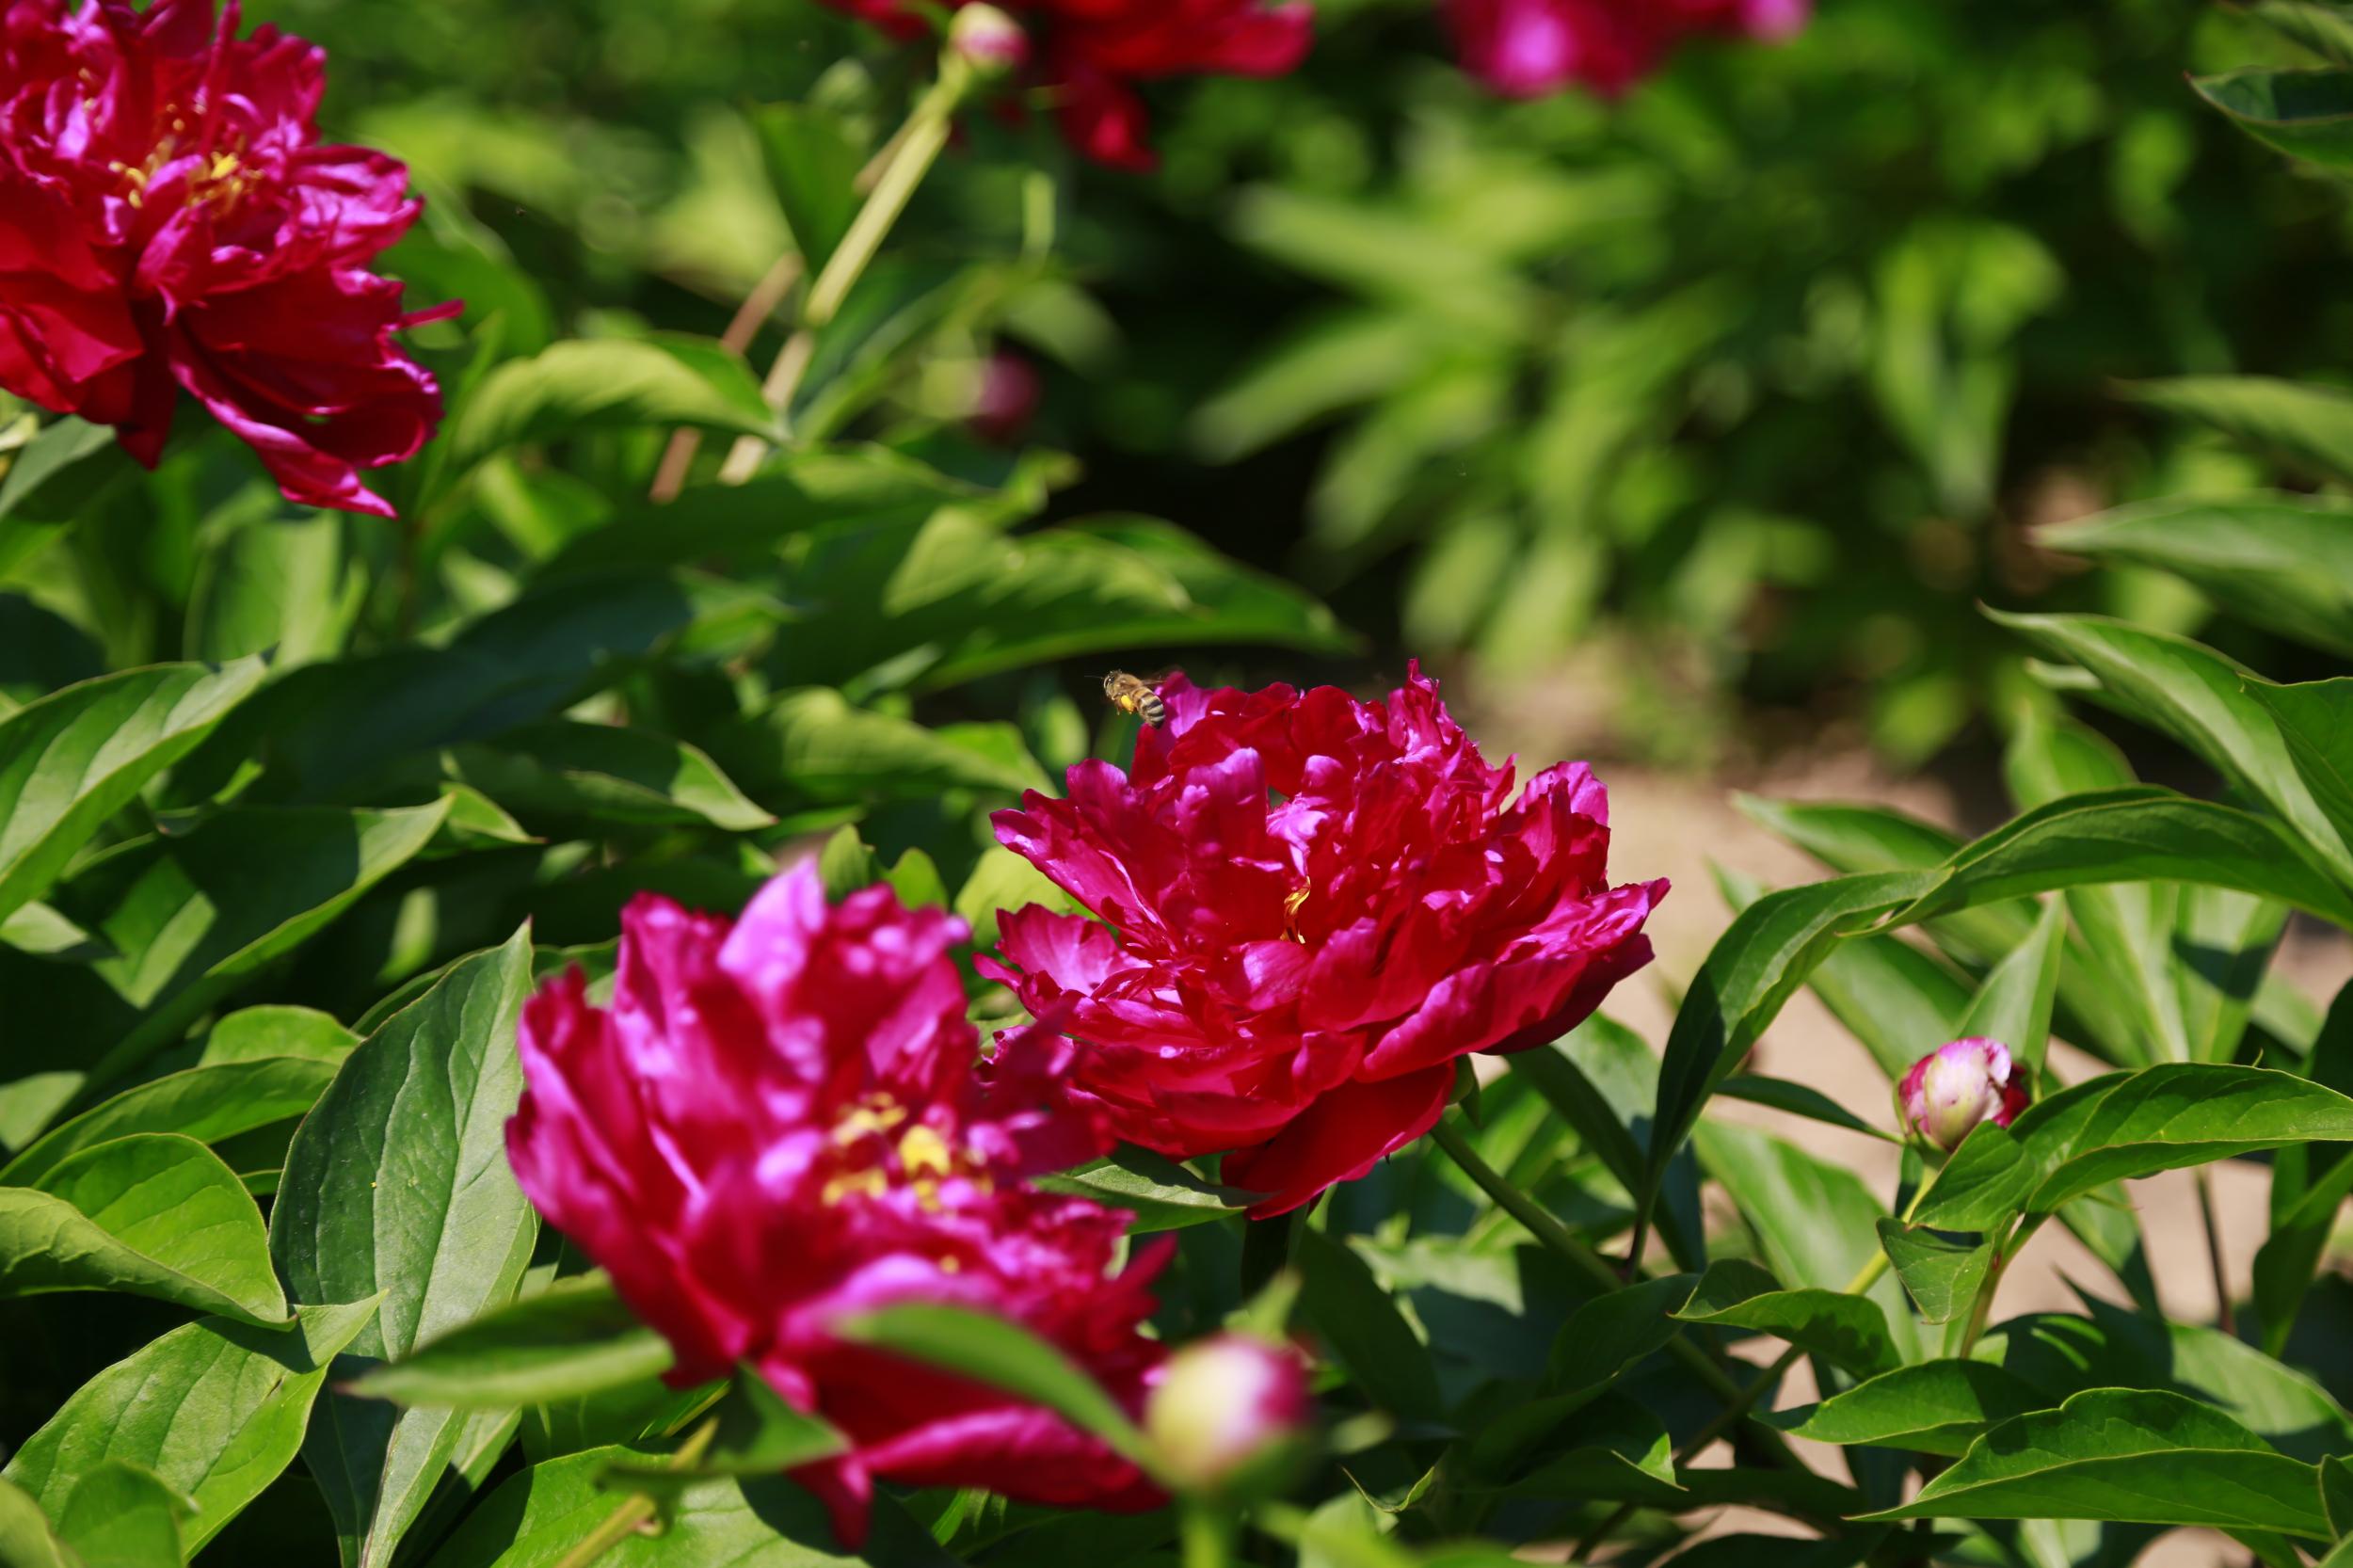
[1145,1334,1311,1491]
[983,664,1666,1218]
[0,0,453,517]
[815,0,1311,171]
[505,863,1167,1546]
[1445,0,1808,99]
[1898,1037,2031,1153]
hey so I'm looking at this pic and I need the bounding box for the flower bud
[1144,1334,1310,1492]
[1898,1036,2029,1152]
[949,5,1028,75]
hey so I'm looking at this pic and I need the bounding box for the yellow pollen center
[1283,884,1313,943]
[818,1097,990,1211]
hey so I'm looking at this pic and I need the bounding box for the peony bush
[1,3,2351,1568]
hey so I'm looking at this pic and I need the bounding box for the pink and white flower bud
[1898,1037,2030,1152]
[1145,1334,1310,1491]
[949,4,1029,74]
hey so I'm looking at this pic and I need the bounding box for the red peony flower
[983,665,1666,1218]
[1445,0,1807,99]
[505,863,1167,1546]
[817,0,1312,171]
[0,0,454,518]
[1898,1036,2031,1154]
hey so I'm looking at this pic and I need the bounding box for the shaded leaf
[1779,1359,2045,1457]
[1875,1220,1993,1325]
[1671,1258,1899,1379]
[353,1272,674,1411]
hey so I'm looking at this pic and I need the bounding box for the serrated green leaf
[270,927,540,1568]
[1857,1389,2329,1538]
[1,1299,378,1554]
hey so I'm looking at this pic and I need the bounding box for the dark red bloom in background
[506,864,1166,1545]
[818,0,1312,170]
[984,666,1666,1218]
[1446,0,1807,98]
[0,0,452,517]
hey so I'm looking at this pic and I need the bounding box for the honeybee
[1102,669,1167,727]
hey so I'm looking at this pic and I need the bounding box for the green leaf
[50,1462,189,1568]
[2247,1,2353,65]
[1917,1064,2353,1228]
[1,1299,378,1555]
[765,510,1353,695]
[2252,1151,2353,1358]
[1857,1389,2330,1538]
[1992,611,2353,888]
[1294,1225,1445,1424]
[184,508,362,667]
[1492,1391,1677,1499]
[1714,1076,1897,1142]
[0,1057,336,1187]
[1693,1121,1922,1364]
[33,802,450,1117]
[1952,895,2067,1080]
[2192,69,2353,168]
[2119,383,2353,488]
[0,1133,286,1324]
[1645,870,1941,1207]
[443,337,775,478]
[835,1304,1149,1463]
[0,419,130,577]
[446,721,775,831]
[1780,1359,2045,1456]
[0,1475,77,1568]
[1671,1258,1899,1379]
[353,1273,674,1411]
[200,1005,360,1066]
[1032,1146,1252,1233]
[1545,1272,1692,1393]
[0,660,264,927]
[752,103,860,273]
[2318,1453,2353,1540]
[2039,491,2353,657]
[426,1445,960,1568]
[2249,677,2353,872]
[708,687,1045,802]
[1874,1219,1993,1325]
[270,927,540,1568]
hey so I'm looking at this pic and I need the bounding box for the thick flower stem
[1179,1504,1236,1568]
[1427,1117,1800,1467]
[716,52,972,484]
[548,1416,720,1568]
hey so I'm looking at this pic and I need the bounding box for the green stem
[1179,1504,1233,1568]
[1567,1168,1941,1560]
[1955,1212,2044,1359]
[716,53,971,484]
[548,1416,720,1568]
[2195,1166,2235,1336]
[1427,1117,1798,1462]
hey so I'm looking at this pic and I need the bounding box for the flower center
[818,1095,990,1210]
[106,105,260,213]
[1283,883,1312,943]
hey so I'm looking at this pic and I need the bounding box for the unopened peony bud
[1145,1335,1310,1492]
[949,5,1028,74]
[1898,1037,2030,1153]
